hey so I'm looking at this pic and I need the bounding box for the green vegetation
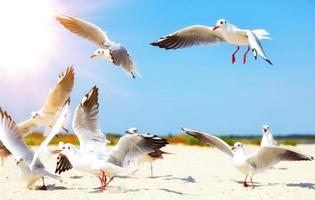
[24,132,313,147]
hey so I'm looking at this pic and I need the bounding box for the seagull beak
[213,25,220,31]
[52,150,62,154]
[231,147,236,151]
[90,54,96,59]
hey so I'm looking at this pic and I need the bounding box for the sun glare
[0,0,55,74]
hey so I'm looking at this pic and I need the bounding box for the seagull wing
[108,133,168,167]
[182,127,233,157]
[246,30,272,65]
[0,107,34,164]
[30,99,70,170]
[41,66,74,114]
[247,146,313,172]
[109,44,139,79]
[56,14,111,48]
[17,118,37,136]
[55,154,73,174]
[73,86,108,155]
[151,25,225,50]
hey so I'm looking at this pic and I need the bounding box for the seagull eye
[224,21,227,24]
[62,147,65,149]
[220,21,224,25]
[68,147,70,150]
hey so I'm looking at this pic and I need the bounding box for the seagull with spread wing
[182,128,313,188]
[53,86,168,190]
[55,13,140,79]
[126,128,172,177]
[0,101,69,189]
[18,66,74,136]
[151,19,272,65]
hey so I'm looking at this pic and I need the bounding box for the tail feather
[253,29,271,40]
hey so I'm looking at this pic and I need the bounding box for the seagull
[55,13,140,79]
[261,125,278,147]
[151,18,272,65]
[125,128,172,177]
[53,86,168,190]
[18,66,74,136]
[0,100,69,189]
[182,128,313,188]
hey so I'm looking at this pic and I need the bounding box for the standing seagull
[18,66,74,136]
[53,86,168,190]
[0,101,69,189]
[182,128,313,188]
[151,19,272,65]
[261,125,278,147]
[126,128,172,177]
[55,13,140,79]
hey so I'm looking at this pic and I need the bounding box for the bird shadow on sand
[164,175,196,183]
[286,183,315,190]
[89,186,148,194]
[232,180,279,188]
[158,188,192,196]
[69,176,84,179]
[36,184,77,191]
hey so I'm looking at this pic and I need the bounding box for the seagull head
[213,19,228,31]
[126,127,138,134]
[262,125,270,134]
[53,143,75,155]
[231,142,244,152]
[90,49,105,59]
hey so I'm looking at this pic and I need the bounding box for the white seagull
[18,66,74,136]
[182,128,313,188]
[261,125,278,147]
[125,128,172,177]
[151,18,272,65]
[56,13,140,79]
[0,100,69,189]
[53,86,168,190]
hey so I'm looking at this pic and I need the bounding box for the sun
[0,0,55,74]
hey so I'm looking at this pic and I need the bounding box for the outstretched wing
[108,134,168,167]
[246,30,272,65]
[109,44,140,79]
[247,146,313,172]
[30,99,70,170]
[151,25,225,50]
[182,128,233,157]
[41,66,74,114]
[0,107,34,164]
[73,86,109,155]
[56,13,111,48]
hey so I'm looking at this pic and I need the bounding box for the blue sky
[1,0,315,136]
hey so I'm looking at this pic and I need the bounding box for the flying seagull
[53,86,168,190]
[182,128,313,188]
[260,125,278,147]
[0,100,69,189]
[55,13,140,79]
[18,66,74,136]
[151,19,272,65]
[125,128,172,177]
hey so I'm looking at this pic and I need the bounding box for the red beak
[213,25,220,31]
[231,146,236,151]
[52,150,61,154]
[90,54,96,59]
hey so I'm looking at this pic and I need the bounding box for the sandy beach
[0,144,314,200]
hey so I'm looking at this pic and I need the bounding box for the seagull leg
[39,177,47,190]
[150,161,153,178]
[243,175,249,187]
[243,46,250,64]
[98,177,105,190]
[250,176,254,189]
[231,46,240,64]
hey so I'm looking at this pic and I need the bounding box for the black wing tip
[265,59,273,65]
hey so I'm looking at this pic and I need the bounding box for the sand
[0,144,314,200]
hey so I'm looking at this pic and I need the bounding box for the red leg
[106,177,114,187]
[243,175,249,187]
[231,46,240,64]
[99,170,107,190]
[243,46,250,64]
